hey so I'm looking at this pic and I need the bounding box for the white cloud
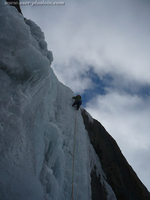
[21,0,150,83]
[52,59,94,93]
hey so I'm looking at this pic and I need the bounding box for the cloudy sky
[21,0,150,190]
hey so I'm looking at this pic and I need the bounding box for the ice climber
[72,95,82,110]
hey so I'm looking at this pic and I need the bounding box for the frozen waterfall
[0,2,117,200]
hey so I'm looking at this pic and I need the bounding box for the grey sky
[21,0,150,190]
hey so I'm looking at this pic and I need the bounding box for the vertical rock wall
[81,109,150,200]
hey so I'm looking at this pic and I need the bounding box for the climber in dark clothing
[72,95,82,110]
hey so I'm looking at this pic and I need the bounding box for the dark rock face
[91,167,108,200]
[81,109,150,200]
[6,0,22,14]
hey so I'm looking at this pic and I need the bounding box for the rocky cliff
[81,108,150,200]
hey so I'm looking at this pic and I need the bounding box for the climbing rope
[71,109,77,200]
